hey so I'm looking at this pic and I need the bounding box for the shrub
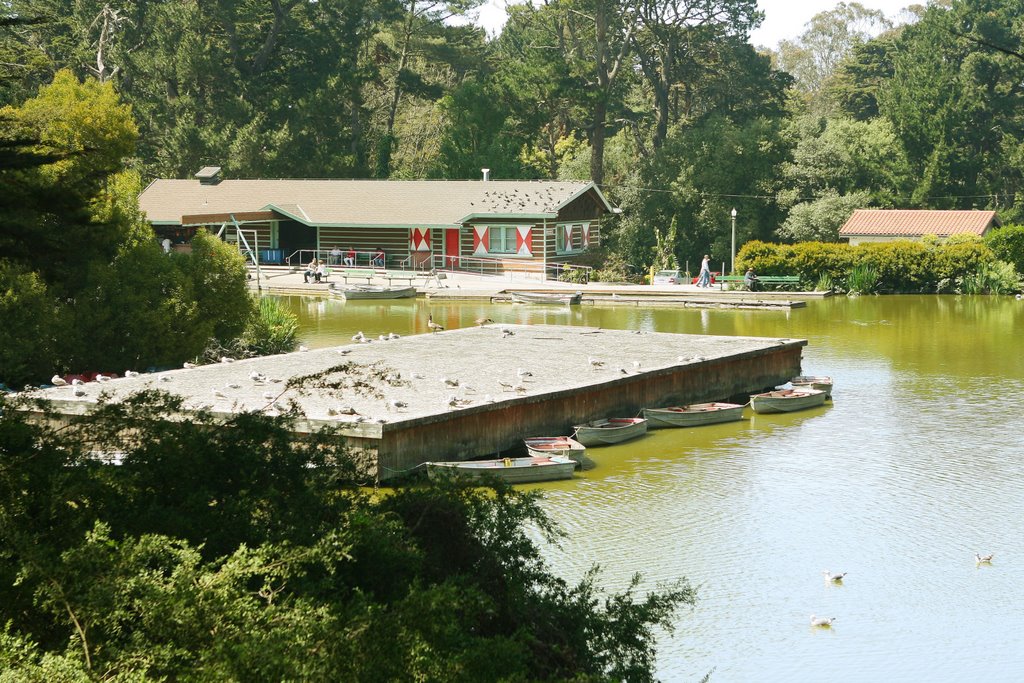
[958,260,1021,295]
[239,297,299,357]
[986,224,1024,275]
[0,263,63,385]
[736,240,795,275]
[845,263,879,295]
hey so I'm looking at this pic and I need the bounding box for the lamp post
[730,207,737,275]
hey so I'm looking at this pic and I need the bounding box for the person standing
[330,246,342,265]
[161,237,172,254]
[698,254,711,288]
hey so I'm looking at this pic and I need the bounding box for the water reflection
[279,293,1024,680]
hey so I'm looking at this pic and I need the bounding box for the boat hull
[573,418,648,447]
[524,436,587,466]
[426,456,575,484]
[790,375,833,399]
[643,402,746,428]
[331,285,417,300]
[510,292,582,305]
[750,389,828,414]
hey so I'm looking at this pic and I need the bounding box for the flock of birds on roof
[467,185,564,213]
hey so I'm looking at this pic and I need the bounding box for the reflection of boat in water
[789,375,833,399]
[524,436,586,467]
[510,291,582,305]
[425,455,576,483]
[750,388,827,414]
[329,284,417,300]
[573,417,648,446]
[643,402,746,428]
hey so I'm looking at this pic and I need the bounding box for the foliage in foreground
[0,392,695,681]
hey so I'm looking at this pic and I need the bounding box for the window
[487,226,518,254]
[556,224,581,254]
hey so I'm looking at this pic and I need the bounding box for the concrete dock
[34,324,806,481]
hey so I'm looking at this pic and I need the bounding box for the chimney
[481,168,490,182]
[195,166,222,185]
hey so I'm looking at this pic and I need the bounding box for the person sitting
[371,247,385,268]
[743,268,760,291]
[304,258,320,283]
[329,246,342,265]
[344,247,356,266]
[315,261,326,283]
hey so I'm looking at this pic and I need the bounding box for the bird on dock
[250,371,267,382]
[443,377,460,388]
[220,356,235,363]
[158,375,172,382]
[632,360,642,370]
[378,334,389,342]
[352,331,366,343]
[975,553,994,564]
[95,374,111,382]
[618,367,629,375]
[183,362,198,369]
[51,375,67,386]
[427,315,444,333]
[124,370,140,378]
[262,391,276,400]
[337,348,351,355]
[212,389,227,399]
[810,615,835,628]
[387,332,400,340]
[498,380,514,392]
[388,399,408,411]
[516,368,532,380]
[514,384,528,395]
[475,317,494,327]
[589,357,606,369]
[72,385,86,397]
[225,382,241,389]
[823,571,846,583]
[501,327,514,338]
[71,378,84,385]
[298,345,309,352]
[412,372,426,380]
[447,395,469,408]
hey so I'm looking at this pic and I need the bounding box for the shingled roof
[139,179,614,226]
[839,209,999,238]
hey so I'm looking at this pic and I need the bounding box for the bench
[383,271,416,286]
[340,269,375,284]
[718,275,800,290]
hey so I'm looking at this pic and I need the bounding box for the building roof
[839,209,1000,238]
[139,179,614,227]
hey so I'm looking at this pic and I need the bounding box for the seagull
[220,356,235,363]
[475,317,495,327]
[514,384,527,395]
[387,332,400,340]
[379,334,389,341]
[516,368,532,380]
[159,375,172,382]
[124,370,140,378]
[498,381,514,392]
[461,383,476,394]
[337,405,358,415]
[352,331,365,342]
[327,407,339,416]
[298,345,309,352]
[72,385,86,397]
[95,374,111,382]
[337,348,351,355]
[427,315,444,333]
[388,399,408,411]
[443,377,460,388]
[212,389,227,399]
[225,382,241,389]
[975,553,994,564]
[71,378,84,386]
[618,367,629,375]
[501,327,514,337]
[810,615,836,628]
[51,375,67,386]
[183,362,198,369]
[823,571,846,583]
[250,371,267,382]
[632,360,642,370]
[589,357,606,368]
[262,391,276,400]
[412,372,426,380]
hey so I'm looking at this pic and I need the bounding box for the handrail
[430,254,592,281]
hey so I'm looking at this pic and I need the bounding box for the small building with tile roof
[138,167,616,272]
[838,209,1000,246]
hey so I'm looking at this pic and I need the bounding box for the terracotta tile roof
[139,179,612,226]
[839,209,999,237]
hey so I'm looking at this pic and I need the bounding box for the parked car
[652,269,684,285]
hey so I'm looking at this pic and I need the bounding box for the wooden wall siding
[215,221,273,250]
[316,227,410,264]
[557,191,605,222]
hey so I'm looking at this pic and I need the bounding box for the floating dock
[34,325,806,481]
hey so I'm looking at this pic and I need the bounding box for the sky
[475,0,913,48]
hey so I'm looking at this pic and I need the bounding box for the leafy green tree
[777,189,871,242]
[986,223,1024,274]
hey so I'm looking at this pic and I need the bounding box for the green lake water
[281,294,1024,681]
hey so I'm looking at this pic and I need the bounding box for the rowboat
[750,388,828,414]
[330,285,417,300]
[573,417,648,447]
[425,455,576,484]
[643,402,746,428]
[510,291,583,305]
[789,375,833,399]
[524,436,587,466]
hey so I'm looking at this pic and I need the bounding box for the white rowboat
[510,291,582,305]
[789,375,833,399]
[524,436,587,467]
[426,455,576,484]
[330,285,417,300]
[643,402,746,428]
[750,388,827,414]
[573,417,648,447]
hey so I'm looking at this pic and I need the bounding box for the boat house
[838,209,1000,246]
[138,168,616,272]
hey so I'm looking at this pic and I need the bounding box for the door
[445,228,460,269]
[277,220,317,264]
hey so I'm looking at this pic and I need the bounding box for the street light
[730,207,737,275]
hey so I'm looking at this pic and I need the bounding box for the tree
[777,189,872,242]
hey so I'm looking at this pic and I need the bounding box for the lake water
[282,294,1024,681]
